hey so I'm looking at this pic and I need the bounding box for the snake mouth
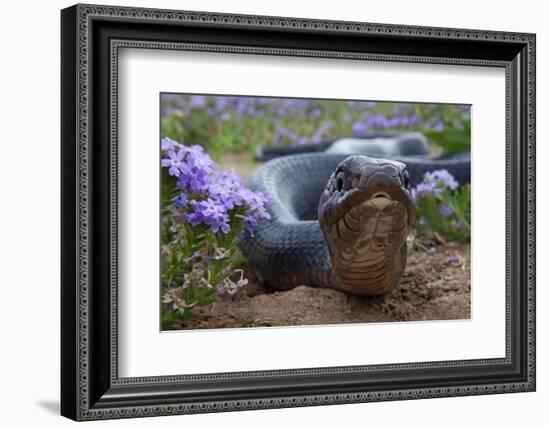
[370,192,392,207]
[318,178,415,228]
[324,194,406,245]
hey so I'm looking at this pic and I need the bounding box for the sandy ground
[169,242,470,330]
[217,152,258,179]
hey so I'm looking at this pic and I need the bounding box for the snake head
[317,155,416,295]
[318,155,415,227]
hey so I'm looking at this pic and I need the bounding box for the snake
[255,131,431,162]
[240,152,470,295]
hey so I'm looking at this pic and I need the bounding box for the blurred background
[160,93,471,178]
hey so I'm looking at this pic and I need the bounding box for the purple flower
[428,247,437,255]
[162,140,273,236]
[361,113,422,130]
[161,137,180,152]
[388,116,401,128]
[240,189,271,214]
[214,96,231,111]
[423,169,459,192]
[406,115,421,127]
[238,188,271,235]
[186,199,230,233]
[247,108,261,118]
[311,121,334,144]
[439,204,453,217]
[161,149,185,177]
[161,94,177,102]
[234,98,249,116]
[412,181,436,200]
[208,173,243,209]
[273,125,299,144]
[160,139,214,182]
[433,121,444,132]
[243,215,258,236]
[446,255,456,263]
[161,145,216,193]
[177,169,210,193]
[216,170,244,190]
[172,193,187,208]
[162,107,178,117]
[190,95,207,109]
[309,108,322,118]
[272,130,282,145]
[276,107,287,117]
[186,145,216,172]
[412,169,458,201]
[368,115,389,128]
[351,122,369,136]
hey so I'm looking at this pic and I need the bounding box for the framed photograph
[61,3,536,421]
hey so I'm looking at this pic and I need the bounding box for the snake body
[240,152,470,295]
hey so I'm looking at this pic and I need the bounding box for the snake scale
[240,152,470,295]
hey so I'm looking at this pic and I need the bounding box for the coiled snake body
[241,153,470,295]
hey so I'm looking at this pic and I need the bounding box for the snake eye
[402,169,410,189]
[336,171,344,192]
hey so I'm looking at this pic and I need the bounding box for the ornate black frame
[61,3,536,421]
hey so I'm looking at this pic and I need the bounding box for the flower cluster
[216,269,249,297]
[411,169,470,243]
[161,138,273,327]
[351,114,421,135]
[273,121,334,146]
[411,169,459,201]
[162,94,315,121]
[161,137,270,235]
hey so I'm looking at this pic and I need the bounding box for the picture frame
[60,3,536,421]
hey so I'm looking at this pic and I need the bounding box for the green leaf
[424,126,470,154]
[162,310,176,329]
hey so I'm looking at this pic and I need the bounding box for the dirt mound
[170,242,470,330]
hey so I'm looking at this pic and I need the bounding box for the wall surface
[0,0,546,424]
